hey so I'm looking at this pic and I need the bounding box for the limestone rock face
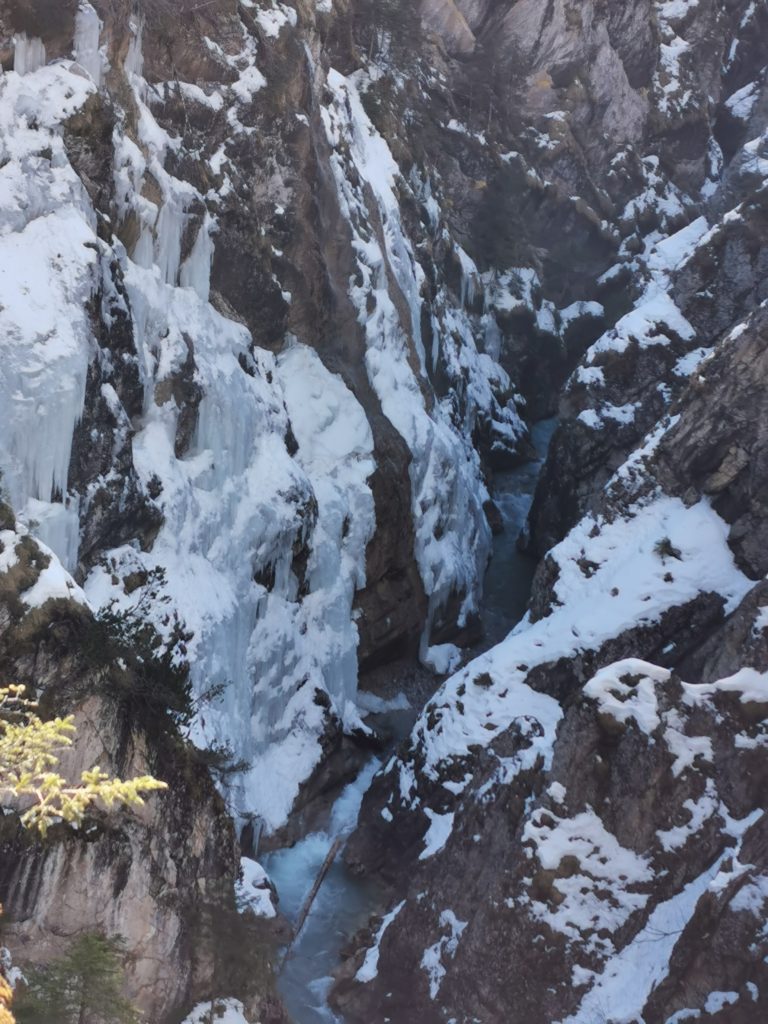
[339,658,768,1024]
[421,0,476,56]
[527,199,768,559]
[344,276,768,1020]
[0,515,286,1022]
[654,315,768,574]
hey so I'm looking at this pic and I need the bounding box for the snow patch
[421,910,467,999]
[236,857,276,918]
[355,901,406,983]
[419,809,455,861]
[583,660,669,734]
[182,999,253,1024]
[256,4,298,38]
[560,811,761,1024]
[523,808,653,958]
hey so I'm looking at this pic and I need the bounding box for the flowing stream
[261,418,557,1023]
[261,761,384,1023]
[480,417,559,646]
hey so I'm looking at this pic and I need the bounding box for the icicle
[154,193,186,286]
[74,2,103,87]
[124,19,144,78]
[482,312,502,361]
[23,498,80,573]
[180,215,215,302]
[132,225,155,269]
[456,244,479,310]
[13,34,46,75]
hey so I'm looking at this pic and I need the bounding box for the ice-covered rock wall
[0,62,98,570]
[0,41,372,829]
[0,0,538,833]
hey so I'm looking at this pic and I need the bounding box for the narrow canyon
[1,2,767,1022]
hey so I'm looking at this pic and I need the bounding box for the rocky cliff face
[0,506,286,1022]
[335,2,768,1021]
[340,656,768,1024]
[0,0,547,1016]
[1,0,767,1021]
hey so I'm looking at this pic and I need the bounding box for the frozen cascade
[51,30,377,834]
[85,261,376,830]
[0,63,99,571]
[121,21,200,291]
[455,244,480,310]
[124,18,144,78]
[85,255,304,826]
[13,35,46,76]
[0,204,96,514]
[274,343,376,720]
[154,187,189,287]
[25,498,81,578]
[179,214,216,302]
[73,3,104,87]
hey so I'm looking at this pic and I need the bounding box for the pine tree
[14,935,140,1024]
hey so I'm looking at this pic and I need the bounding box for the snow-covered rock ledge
[337,645,768,1023]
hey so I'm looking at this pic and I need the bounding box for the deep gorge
[261,415,556,1022]
[1,1,768,1022]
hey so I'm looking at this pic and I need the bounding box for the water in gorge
[260,762,384,1024]
[480,417,558,647]
[261,418,557,1022]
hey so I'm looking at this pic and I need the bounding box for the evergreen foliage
[14,934,139,1024]
[78,569,195,739]
[0,686,167,1023]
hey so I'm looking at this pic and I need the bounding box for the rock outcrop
[0,509,286,1022]
[339,656,768,1024]
[340,299,768,1011]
